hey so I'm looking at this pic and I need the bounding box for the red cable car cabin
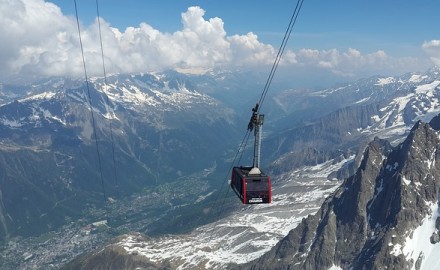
[231,166,271,204]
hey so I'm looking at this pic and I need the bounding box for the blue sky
[1,0,439,85]
[50,0,439,55]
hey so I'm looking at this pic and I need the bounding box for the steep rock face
[240,137,391,269]
[269,147,350,176]
[239,118,440,270]
[267,104,381,157]
[328,139,374,180]
[266,104,381,175]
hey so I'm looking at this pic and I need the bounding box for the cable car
[230,104,272,204]
[231,166,271,204]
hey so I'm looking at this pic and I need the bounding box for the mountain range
[0,72,241,241]
[266,66,440,175]
[55,67,440,269]
[1,67,440,269]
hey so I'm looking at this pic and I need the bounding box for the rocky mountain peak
[240,115,440,270]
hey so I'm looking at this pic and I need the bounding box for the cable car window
[246,180,268,192]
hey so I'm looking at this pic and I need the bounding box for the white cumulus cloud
[294,48,424,78]
[0,0,434,83]
[0,0,77,79]
[0,1,284,82]
[422,40,440,66]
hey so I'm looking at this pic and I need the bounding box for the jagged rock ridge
[240,116,440,269]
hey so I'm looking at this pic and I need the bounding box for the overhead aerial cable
[74,0,107,203]
[257,0,304,113]
[96,0,120,199]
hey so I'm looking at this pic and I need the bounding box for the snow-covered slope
[65,158,350,269]
[346,68,440,134]
[399,202,440,270]
[359,78,440,140]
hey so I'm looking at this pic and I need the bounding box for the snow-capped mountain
[3,67,440,269]
[265,66,440,175]
[0,72,240,241]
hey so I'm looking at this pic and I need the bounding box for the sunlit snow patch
[19,91,56,102]
[375,77,395,86]
[399,202,440,270]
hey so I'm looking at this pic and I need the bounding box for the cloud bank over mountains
[0,0,437,83]
[423,40,440,66]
